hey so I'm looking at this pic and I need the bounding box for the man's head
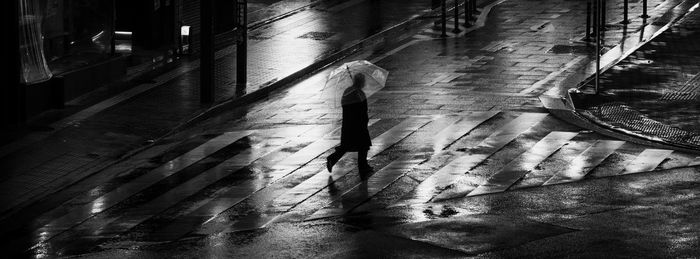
[353,74,366,89]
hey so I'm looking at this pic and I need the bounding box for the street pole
[110,0,116,56]
[200,0,215,103]
[4,0,25,126]
[453,0,461,33]
[641,0,650,18]
[236,0,247,96]
[601,0,606,31]
[595,0,601,94]
[622,0,629,24]
[592,0,598,41]
[441,0,447,37]
[464,0,471,27]
[586,0,592,41]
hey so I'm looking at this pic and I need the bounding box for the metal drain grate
[661,72,700,101]
[298,31,336,40]
[586,103,700,146]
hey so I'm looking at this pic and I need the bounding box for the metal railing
[438,0,477,37]
[586,0,650,94]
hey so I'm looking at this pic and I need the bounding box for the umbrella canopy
[323,60,389,107]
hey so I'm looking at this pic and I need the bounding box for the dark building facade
[3,0,237,127]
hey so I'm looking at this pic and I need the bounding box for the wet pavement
[1,0,700,258]
[571,1,700,151]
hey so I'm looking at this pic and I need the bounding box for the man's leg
[326,147,346,172]
[358,150,369,167]
[357,149,372,180]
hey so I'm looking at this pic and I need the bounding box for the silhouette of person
[326,73,373,179]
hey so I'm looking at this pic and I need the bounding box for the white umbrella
[323,60,389,107]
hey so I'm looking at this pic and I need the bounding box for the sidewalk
[565,0,700,153]
[0,0,438,219]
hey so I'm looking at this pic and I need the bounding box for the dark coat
[340,97,372,152]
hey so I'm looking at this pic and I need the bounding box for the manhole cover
[298,31,336,40]
[548,45,594,54]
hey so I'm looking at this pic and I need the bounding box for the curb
[541,96,700,155]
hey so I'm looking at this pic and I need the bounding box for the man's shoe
[326,158,334,173]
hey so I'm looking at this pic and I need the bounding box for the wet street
[2,0,700,258]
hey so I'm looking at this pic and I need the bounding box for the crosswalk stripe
[31,125,324,245]
[466,131,579,197]
[87,135,290,236]
[621,149,674,174]
[393,113,549,206]
[35,126,339,245]
[44,123,345,243]
[196,117,432,234]
[151,120,379,238]
[305,156,426,221]
[543,140,625,185]
[301,112,497,221]
[369,117,433,156]
[185,140,341,236]
[275,117,432,210]
[691,157,700,166]
[431,112,499,152]
[31,131,252,244]
[193,140,338,219]
[138,121,376,240]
